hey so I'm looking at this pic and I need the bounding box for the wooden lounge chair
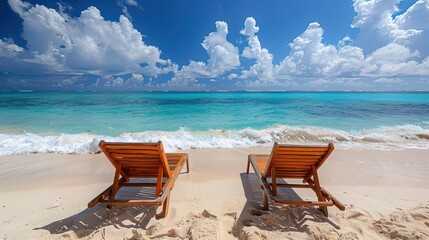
[88,140,189,218]
[246,142,344,216]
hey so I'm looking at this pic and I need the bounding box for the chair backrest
[99,140,171,179]
[263,142,334,180]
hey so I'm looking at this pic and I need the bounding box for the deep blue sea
[1,91,428,155]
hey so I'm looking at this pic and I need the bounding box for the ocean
[1,91,428,155]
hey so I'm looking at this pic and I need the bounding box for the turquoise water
[1,92,428,134]
[0,91,429,154]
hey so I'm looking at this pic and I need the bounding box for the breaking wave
[0,124,428,156]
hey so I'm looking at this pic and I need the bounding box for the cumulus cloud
[96,73,145,88]
[242,0,429,86]
[3,0,429,90]
[126,73,144,86]
[394,0,429,57]
[227,73,238,80]
[239,17,274,80]
[352,0,429,56]
[250,0,428,85]
[3,0,174,77]
[274,22,364,78]
[361,43,423,77]
[104,77,125,87]
[240,17,259,36]
[170,21,240,85]
[0,39,24,57]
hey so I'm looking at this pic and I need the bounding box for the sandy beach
[2,0,429,239]
[0,147,428,240]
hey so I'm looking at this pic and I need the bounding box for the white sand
[0,148,428,240]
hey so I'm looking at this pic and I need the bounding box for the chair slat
[277,147,329,152]
[276,151,327,155]
[108,149,160,154]
[274,155,322,160]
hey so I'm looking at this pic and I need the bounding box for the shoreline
[2,123,429,156]
[1,147,428,239]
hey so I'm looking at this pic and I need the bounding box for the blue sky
[0,0,428,91]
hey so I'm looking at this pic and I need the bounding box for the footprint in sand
[411,212,429,221]
[346,211,365,220]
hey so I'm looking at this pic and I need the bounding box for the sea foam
[0,124,428,156]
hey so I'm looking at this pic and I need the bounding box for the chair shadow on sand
[233,173,340,237]
[34,186,167,239]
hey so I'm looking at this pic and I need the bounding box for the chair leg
[262,191,269,210]
[311,166,328,216]
[246,156,251,174]
[156,166,164,196]
[109,164,121,201]
[186,157,190,173]
[271,166,277,196]
[160,194,170,218]
[318,207,328,216]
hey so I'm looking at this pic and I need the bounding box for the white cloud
[119,5,132,21]
[361,43,425,77]
[231,1,428,88]
[240,17,259,36]
[242,2,429,87]
[352,0,429,56]
[104,77,124,87]
[131,73,144,80]
[0,39,24,57]
[274,22,364,78]
[235,1,429,88]
[374,78,403,84]
[125,0,138,6]
[227,73,238,80]
[306,78,344,87]
[306,78,371,88]
[351,0,403,51]
[126,73,144,86]
[8,0,31,16]
[237,79,298,88]
[394,0,429,57]
[351,0,400,29]
[350,0,429,78]
[170,21,240,85]
[117,0,141,21]
[3,0,429,90]
[395,0,429,30]
[4,0,174,77]
[239,17,274,80]
[58,79,73,86]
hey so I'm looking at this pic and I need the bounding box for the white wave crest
[0,124,428,156]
